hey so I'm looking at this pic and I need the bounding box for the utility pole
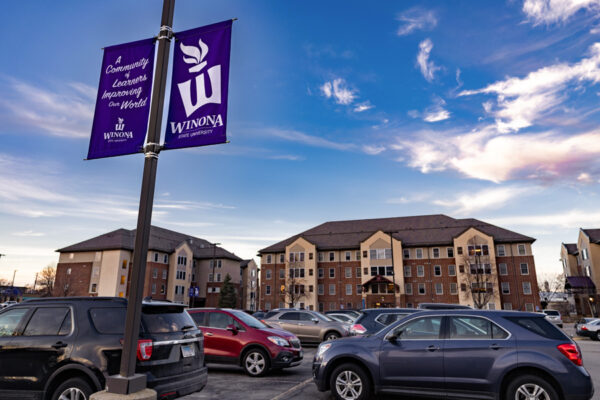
[32,273,38,293]
[11,270,16,287]
[211,242,221,305]
[106,0,175,395]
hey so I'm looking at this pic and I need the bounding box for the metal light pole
[105,0,175,395]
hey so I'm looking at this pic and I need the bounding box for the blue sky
[2,0,600,286]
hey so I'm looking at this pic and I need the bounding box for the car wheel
[51,377,93,400]
[506,374,559,400]
[325,331,340,341]
[591,331,600,341]
[330,363,371,400]
[243,348,269,377]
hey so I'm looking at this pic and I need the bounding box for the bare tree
[538,272,566,309]
[460,237,498,309]
[283,262,308,308]
[39,263,56,296]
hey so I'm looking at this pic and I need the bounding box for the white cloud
[320,78,357,105]
[354,101,374,113]
[577,172,594,182]
[433,186,533,215]
[268,155,305,161]
[423,97,451,122]
[523,0,600,25]
[362,145,386,155]
[12,230,45,237]
[488,209,600,228]
[396,8,438,36]
[0,78,94,138]
[262,127,356,151]
[417,39,440,82]
[460,43,600,132]
[320,81,333,98]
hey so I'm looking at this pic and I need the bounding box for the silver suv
[543,309,563,328]
[264,309,350,343]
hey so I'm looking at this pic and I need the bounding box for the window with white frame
[329,268,335,278]
[434,265,442,276]
[522,282,532,295]
[497,245,506,257]
[289,252,305,262]
[345,251,351,261]
[467,245,489,256]
[404,266,411,277]
[403,249,410,259]
[405,283,413,295]
[448,265,456,276]
[525,303,534,312]
[279,269,285,279]
[266,269,272,279]
[450,283,458,295]
[488,303,496,310]
[356,251,361,260]
[416,248,423,259]
[447,247,454,258]
[356,284,362,294]
[151,283,156,294]
[432,248,440,258]
[318,284,324,295]
[266,255,272,264]
[152,268,158,278]
[435,283,443,295]
[318,252,324,262]
[501,282,510,294]
[518,244,526,256]
[162,270,167,280]
[417,265,424,277]
[154,253,159,262]
[520,263,529,275]
[356,267,361,277]
[216,273,221,282]
[582,248,589,260]
[177,256,187,266]
[370,248,392,260]
[208,273,213,282]
[329,252,335,261]
[346,284,352,295]
[503,303,512,310]
[345,267,352,278]
[371,266,393,276]
[265,302,271,311]
[209,259,222,268]
[290,268,305,278]
[279,254,284,263]
[265,285,271,295]
[329,284,335,295]
[418,283,426,295]
[318,268,323,278]
[499,263,508,275]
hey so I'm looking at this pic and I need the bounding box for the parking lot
[183,330,600,400]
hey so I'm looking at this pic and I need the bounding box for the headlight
[316,343,332,358]
[267,336,290,347]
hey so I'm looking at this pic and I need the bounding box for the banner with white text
[164,20,232,150]
[87,38,155,160]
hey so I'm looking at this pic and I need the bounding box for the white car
[543,309,563,328]
[579,319,600,341]
[0,301,17,309]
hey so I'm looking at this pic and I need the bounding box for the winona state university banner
[164,20,232,150]
[87,38,155,160]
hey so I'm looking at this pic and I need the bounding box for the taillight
[557,343,582,366]
[582,326,588,331]
[137,339,153,361]
[351,324,367,335]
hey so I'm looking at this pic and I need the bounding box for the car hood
[259,327,297,339]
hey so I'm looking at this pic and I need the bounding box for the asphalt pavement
[182,331,600,400]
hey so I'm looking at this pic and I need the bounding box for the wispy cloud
[268,155,305,161]
[362,145,386,155]
[417,39,440,82]
[432,186,533,215]
[262,127,356,151]
[0,77,94,138]
[154,200,235,210]
[523,0,600,25]
[460,42,600,132]
[396,8,438,36]
[354,101,374,113]
[321,78,357,105]
[488,209,600,228]
[423,97,451,122]
[12,230,45,237]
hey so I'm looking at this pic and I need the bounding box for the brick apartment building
[561,228,600,316]
[258,214,541,312]
[54,226,258,309]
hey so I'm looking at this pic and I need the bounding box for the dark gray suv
[313,310,593,400]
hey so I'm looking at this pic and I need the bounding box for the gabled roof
[562,243,579,255]
[259,214,534,253]
[57,226,241,261]
[582,229,600,243]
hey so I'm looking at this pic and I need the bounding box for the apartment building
[560,229,600,316]
[258,214,541,312]
[54,226,257,308]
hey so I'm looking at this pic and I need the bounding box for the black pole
[108,0,175,394]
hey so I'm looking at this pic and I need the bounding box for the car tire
[51,377,93,400]
[243,348,270,377]
[330,363,371,400]
[324,331,341,341]
[505,374,559,400]
[591,331,600,341]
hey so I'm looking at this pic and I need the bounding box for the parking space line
[270,378,313,400]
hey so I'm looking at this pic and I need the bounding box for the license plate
[181,344,195,358]
[299,350,303,358]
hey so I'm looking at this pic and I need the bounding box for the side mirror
[226,324,239,335]
[388,329,402,342]
[312,318,319,324]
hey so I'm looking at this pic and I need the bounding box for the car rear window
[544,310,559,316]
[142,305,195,333]
[504,316,568,340]
[264,311,279,319]
[90,307,127,334]
[375,313,408,326]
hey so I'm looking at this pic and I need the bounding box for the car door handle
[205,332,213,336]
[489,344,501,350]
[52,341,68,349]
[426,345,439,352]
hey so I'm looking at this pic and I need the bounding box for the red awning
[362,275,399,288]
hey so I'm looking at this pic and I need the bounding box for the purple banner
[164,20,232,150]
[87,38,155,160]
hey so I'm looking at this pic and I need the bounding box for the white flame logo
[180,39,209,73]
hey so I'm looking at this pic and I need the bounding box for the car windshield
[230,309,268,329]
[544,310,559,316]
[312,311,334,322]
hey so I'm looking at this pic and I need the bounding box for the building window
[345,251,351,261]
[90,283,97,293]
[216,273,221,282]
[163,254,168,263]
[279,269,285,279]
[518,244,526,256]
[447,247,454,258]
[418,283,426,295]
[154,253,159,262]
[448,265,456,276]
[329,268,335,278]
[345,267,352,278]
[582,248,589,260]
[356,267,361,277]
[318,284,324,295]
[370,248,392,260]
[524,303,534,312]
[461,283,467,292]
[457,247,463,255]
[356,251,361,260]
[503,303,512,310]
[520,263,529,275]
[329,284,336,295]
[151,283,156,294]
[356,285,362,294]
[405,283,413,295]
[318,303,324,312]
[502,282,510,294]
[318,252,324,262]
[318,268,324,278]
[265,285,271,295]
[329,302,336,311]
[499,263,508,275]
[459,265,465,273]
[160,284,165,294]
[177,256,187,266]
[266,255,272,264]
[497,245,506,257]
[468,245,489,256]
[208,274,213,282]
[403,249,410,259]
[417,265,424,277]
[329,252,335,261]
[404,266,411,277]
[152,268,158,278]
[433,248,440,258]
[265,302,271,311]
[289,252,305,262]
[523,282,532,295]
[488,303,496,310]
[266,269,272,279]
[585,265,592,277]
[406,303,413,308]
[416,249,423,259]
[434,265,441,276]
[162,270,167,280]
[278,254,283,263]
[309,252,314,260]
[120,275,126,285]
[346,284,352,295]
[309,285,314,293]
[309,268,314,276]
[450,283,458,295]
[435,283,443,295]
[67,268,72,275]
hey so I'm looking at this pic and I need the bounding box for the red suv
[188,308,303,376]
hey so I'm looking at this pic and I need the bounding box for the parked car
[0,301,18,309]
[543,309,563,328]
[349,308,418,336]
[417,303,471,310]
[327,313,356,324]
[313,310,594,400]
[578,318,600,341]
[325,310,362,319]
[263,309,350,343]
[575,318,599,336]
[252,311,266,320]
[0,297,207,400]
[187,308,303,376]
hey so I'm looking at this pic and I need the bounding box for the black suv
[0,297,207,400]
